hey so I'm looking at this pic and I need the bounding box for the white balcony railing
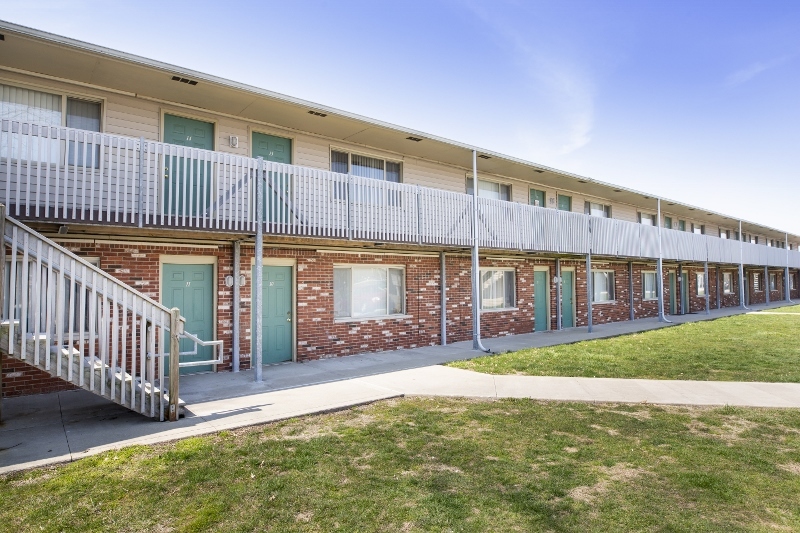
[2,119,798,268]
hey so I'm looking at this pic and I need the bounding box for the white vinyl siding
[333,266,405,319]
[643,272,657,300]
[480,269,515,310]
[592,271,615,302]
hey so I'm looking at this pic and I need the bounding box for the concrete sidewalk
[1,300,798,474]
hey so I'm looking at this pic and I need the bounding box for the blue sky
[6,1,800,233]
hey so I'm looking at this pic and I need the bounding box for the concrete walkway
[1,300,798,474]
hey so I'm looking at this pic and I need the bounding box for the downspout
[254,157,264,382]
[440,251,447,346]
[739,220,749,310]
[656,198,671,323]
[471,150,490,352]
[233,240,241,372]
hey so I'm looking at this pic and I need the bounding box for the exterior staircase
[0,207,214,421]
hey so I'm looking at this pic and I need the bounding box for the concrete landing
[1,300,797,474]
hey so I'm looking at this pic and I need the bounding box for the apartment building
[1,21,798,402]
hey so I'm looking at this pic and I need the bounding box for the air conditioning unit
[229,135,239,148]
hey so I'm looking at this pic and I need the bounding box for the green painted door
[534,270,549,331]
[163,264,214,374]
[252,265,293,364]
[669,272,676,314]
[561,270,575,328]
[530,189,546,208]
[163,114,214,218]
[681,272,689,314]
[557,194,572,212]
[252,132,293,225]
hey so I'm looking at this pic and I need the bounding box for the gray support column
[739,220,747,309]
[471,150,488,352]
[656,198,667,322]
[716,266,721,309]
[232,241,241,372]
[556,258,563,330]
[254,157,264,382]
[0,204,5,422]
[628,261,635,321]
[677,263,683,314]
[440,251,447,346]
[765,265,770,304]
[586,253,593,333]
[704,262,710,315]
[785,233,791,302]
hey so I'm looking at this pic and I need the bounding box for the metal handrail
[177,330,224,368]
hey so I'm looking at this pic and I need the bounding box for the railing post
[168,307,182,422]
[347,175,354,240]
[0,204,5,423]
[138,137,145,228]
[416,185,422,245]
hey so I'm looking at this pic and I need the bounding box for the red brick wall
[1,354,77,397]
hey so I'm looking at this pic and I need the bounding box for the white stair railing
[0,207,206,421]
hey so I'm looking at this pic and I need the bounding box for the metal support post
[440,252,447,346]
[785,233,792,303]
[168,307,182,422]
[254,157,264,381]
[656,198,669,322]
[628,261,635,321]
[471,150,489,352]
[233,241,241,372]
[137,137,145,228]
[0,204,5,422]
[678,263,684,314]
[556,258,563,330]
[739,220,748,310]
[586,253,593,333]
[704,262,710,315]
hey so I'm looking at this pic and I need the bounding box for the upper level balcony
[2,119,798,269]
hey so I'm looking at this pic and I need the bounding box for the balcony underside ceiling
[0,22,795,242]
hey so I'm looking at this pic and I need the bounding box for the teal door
[557,195,572,212]
[163,264,214,374]
[163,114,214,218]
[561,270,575,328]
[252,265,293,364]
[252,132,293,225]
[530,189,546,208]
[534,270,549,331]
[669,273,677,314]
[681,273,689,314]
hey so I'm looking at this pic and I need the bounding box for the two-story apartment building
[1,20,798,400]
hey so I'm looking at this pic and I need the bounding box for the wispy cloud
[725,55,792,86]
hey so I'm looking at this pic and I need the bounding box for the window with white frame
[692,223,705,235]
[769,272,777,291]
[592,271,615,302]
[330,150,401,182]
[753,272,762,292]
[723,272,733,294]
[643,271,657,300]
[792,273,797,290]
[696,273,706,296]
[480,269,515,310]
[719,229,730,239]
[585,201,611,218]
[466,178,511,201]
[1,83,103,166]
[638,213,656,226]
[333,266,405,319]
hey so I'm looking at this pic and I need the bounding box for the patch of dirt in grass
[567,463,649,504]
[552,430,594,444]
[295,511,313,523]
[777,462,800,475]
[8,470,55,487]
[687,416,759,445]
[594,407,652,421]
[590,424,620,436]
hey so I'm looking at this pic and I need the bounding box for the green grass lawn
[450,313,800,382]
[770,304,800,313]
[2,398,800,532]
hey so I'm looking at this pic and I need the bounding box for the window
[723,272,733,294]
[752,236,759,245]
[557,194,572,211]
[792,273,797,290]
[719,229,729,239]
[678,220,686,232]
[585,201,611,218]
[753,272,762,292]
[466,178,510,201]
[529,188,546,207]
[480,269,516,310]
[664,216,672,229]
[643,272,657,300]
[733,231,740,241]
[692,223,705,235]
[1,84,103,165]
[696,273,706,296]
[330,150,401,182]
[769,273,777,291]
[333,266,405,319]
[638,213,656,226]
[592,271,615,302]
